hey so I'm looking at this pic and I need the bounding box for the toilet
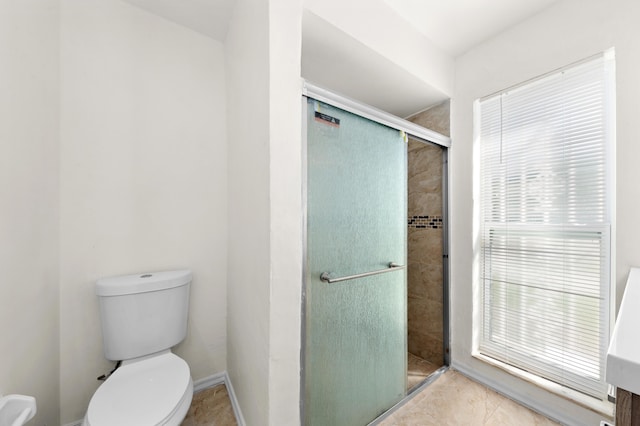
[83,270,194,426]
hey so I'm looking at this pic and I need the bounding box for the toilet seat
[85,352,193,426]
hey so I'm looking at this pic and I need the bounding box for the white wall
[450,0,640,424]
[225,0,272,422]
[59,0,228,422]
[0,1,60,425]
[267,0,303,423]
[226,0,302,423]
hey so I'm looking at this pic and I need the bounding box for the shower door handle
[320,262,406,284]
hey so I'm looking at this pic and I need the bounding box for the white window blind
[477,52,615,400]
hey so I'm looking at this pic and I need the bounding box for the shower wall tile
[408,297,443,334]
[408,228,442,261]
[408,215,443,229]
[408,172,441,201]
[408,139,425,153]
[406,101,449,365]
[408,141,442,218]
[408,193,442,217]
[407,261,443,302]
[408,330,444,365]
[407,100,450,137]
[408,143,442,179]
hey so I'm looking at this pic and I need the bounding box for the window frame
[472,49,616,411]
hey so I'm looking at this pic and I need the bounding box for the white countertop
[606,267,640,395]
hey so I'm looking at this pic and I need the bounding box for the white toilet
[83,270,194,426]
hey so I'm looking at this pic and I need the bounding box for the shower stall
[302,84,450,425]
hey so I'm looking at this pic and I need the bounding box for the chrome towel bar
[320,262,405,284]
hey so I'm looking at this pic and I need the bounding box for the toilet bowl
[83,352,193,426]
[84,270,193,426]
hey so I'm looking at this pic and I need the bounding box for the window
[476,51,615,401]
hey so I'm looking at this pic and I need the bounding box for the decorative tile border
[408,215,443,229]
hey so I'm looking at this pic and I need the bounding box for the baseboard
[195,371,246,426]
[193,371,226,391]
[64,371,246,426]
[222,372,246,426]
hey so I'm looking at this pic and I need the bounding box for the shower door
[304,98,407,425]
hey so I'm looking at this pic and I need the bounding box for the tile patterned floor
[182,384,237,426]
[182,365,559,425]
[380,370,560,426]
[407,352,440,391]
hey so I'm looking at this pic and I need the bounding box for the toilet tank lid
[96,270,192,297]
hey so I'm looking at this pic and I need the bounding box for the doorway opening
[405,102,450,392]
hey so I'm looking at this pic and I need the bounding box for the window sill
[472,352,614,419]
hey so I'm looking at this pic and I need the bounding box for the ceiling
[122,0,562,116]
[122,0,560,55]
[382,0,561,57]
[122,0,235,41]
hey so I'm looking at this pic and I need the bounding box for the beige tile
[408,191,443,217]
[407,332,443,366]
[408,170,442,196]
[433,373,503,425]
[407,353,440,390]
[408,229,442,261]
[407,261,443,302]
[383,409,441,426]
[393,371,501,426]
[407,101,450,137]
[486,396,560,426]
[181,372,562,426]
[408,139,426,153]
[407,111,445,364]
[181,384,237,426]
[407,297,443,334]
[408,145,443,181]
[409,330,443,357]
[407,261,444,363]
[382,370,560,426]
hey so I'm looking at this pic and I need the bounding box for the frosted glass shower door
[304,99,407,426]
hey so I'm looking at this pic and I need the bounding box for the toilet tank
[96,270,191,361]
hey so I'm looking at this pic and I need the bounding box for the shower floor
[407,352,441,391]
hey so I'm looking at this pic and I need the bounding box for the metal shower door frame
[300,82,451,425]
